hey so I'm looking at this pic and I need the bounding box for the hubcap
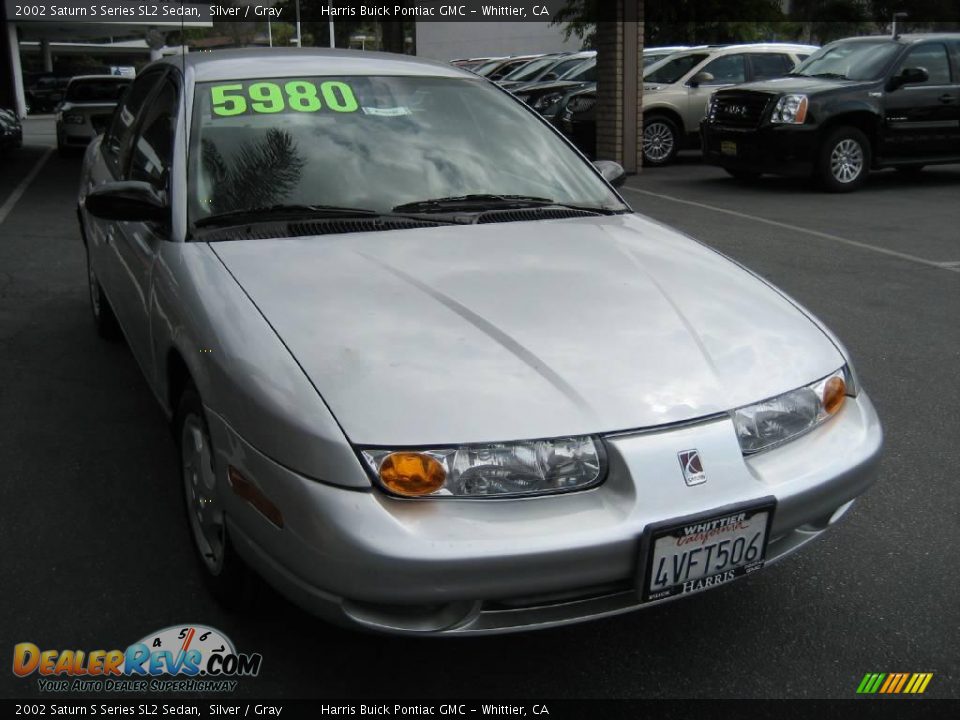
[644,121,675,162]
[830,138,864,184]
[181,415,225,574]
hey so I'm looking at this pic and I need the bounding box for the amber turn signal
[822,376,846,415]
[378,452,446,497]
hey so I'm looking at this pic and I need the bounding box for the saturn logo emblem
[678,449,707,486]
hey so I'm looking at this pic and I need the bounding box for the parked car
[474,55,544,80]
[512,57,598,120]
[56,75,132,156]
[641,43,818,166]
[642,45,698,68]
[555,48,704,155]
[0,107,23,153]
[26,74,71,113]
[498,51,596,90]
[702,33,960,191]
[77,48,881,636]
[450,58,496,71]
[559,86,598,156]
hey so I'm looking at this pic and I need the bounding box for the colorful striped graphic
[857,672,933,694]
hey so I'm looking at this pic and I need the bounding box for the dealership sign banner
[6,0,574,24]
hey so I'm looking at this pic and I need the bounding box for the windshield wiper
[193,203,462,229]
[392,194,556,213]
[392,194,623,215]
[809,72,848,79]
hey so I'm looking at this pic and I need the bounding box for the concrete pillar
[3,22,27,117]
[595,3,645,173]
[40,38,53,72]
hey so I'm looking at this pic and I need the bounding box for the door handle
[939,94,956,103]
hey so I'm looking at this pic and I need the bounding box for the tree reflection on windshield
[200,129,305,214]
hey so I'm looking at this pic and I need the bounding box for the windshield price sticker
[209,80,359,118]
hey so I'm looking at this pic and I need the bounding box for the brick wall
[595,4,645,172]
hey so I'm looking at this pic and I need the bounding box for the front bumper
[702,122,819,176]
[206,391,882,635]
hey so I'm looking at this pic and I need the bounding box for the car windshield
[66,79,130,102]
[644,54,709,83]
[503,56,559,81]
[189,75,626,226]
[561,59,597,81]
[792,40,901,81]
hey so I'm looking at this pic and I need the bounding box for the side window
[750,53,793,80]
[127,77,178,191]
[700,54,747,85]
[899,43,952,85]
[102,70,165,176]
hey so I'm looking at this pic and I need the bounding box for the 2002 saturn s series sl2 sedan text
[76,49,883,635]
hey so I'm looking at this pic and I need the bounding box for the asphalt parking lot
[1,121,958,700]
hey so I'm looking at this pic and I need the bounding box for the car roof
[154,48,475,83]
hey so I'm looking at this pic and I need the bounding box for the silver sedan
[76,49,882,635]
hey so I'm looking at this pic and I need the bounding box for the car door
[85,69,168,341]
[684,53,747,131]
[108,72,180,383]
[882,42,958,159]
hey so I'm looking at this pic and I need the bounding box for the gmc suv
[701,34,960,192]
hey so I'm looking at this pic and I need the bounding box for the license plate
[641,500,774,603]
[721,140,737,156]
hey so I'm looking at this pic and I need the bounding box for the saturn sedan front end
[76,49,882,636]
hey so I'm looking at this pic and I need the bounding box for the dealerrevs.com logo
[13,625,262,693]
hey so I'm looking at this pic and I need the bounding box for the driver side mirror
[594,160,627,188]
[84,181,168,223]
[889,66,929,90]
[541,72,559,81]
[688,71,715,88]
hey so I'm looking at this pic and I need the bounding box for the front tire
[642,115,680,167]
[176,385,252,609]
[818,127,870,192]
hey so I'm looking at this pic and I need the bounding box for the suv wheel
[818,127,870,192]
[643,116,680,166]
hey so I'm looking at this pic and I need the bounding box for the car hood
[719,76,875,95]
[211,214,844,446]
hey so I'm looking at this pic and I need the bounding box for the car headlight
[61,113,85,125]
[770,94,808,124]
[732,367,852,454]
[361,436,605,499]
[534,92,564,111]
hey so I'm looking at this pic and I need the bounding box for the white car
[56,75,131,156]
[77,48,881,635]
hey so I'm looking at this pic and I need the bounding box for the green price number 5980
[210,80,359,117]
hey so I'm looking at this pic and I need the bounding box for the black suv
[701,34,960,191]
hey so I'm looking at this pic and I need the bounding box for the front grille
[709,92,772,129]
[90,114,112,133]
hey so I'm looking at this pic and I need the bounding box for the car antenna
[892,12,909,40]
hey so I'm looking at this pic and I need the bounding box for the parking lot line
[622,186,960,273]
[0,148,54,227]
